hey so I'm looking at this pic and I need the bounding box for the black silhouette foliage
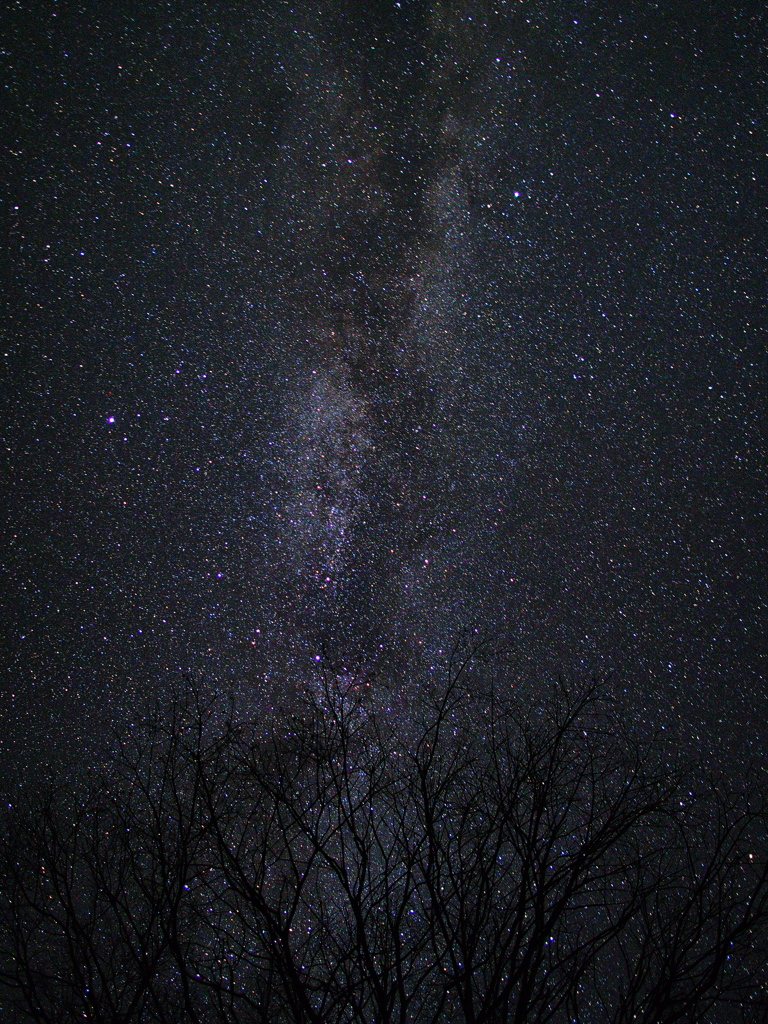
[2,644,767,1022]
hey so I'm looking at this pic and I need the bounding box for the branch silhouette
[2,650,766,1022]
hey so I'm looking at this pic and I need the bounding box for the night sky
[2,1,765,775]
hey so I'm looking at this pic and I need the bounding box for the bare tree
[0,685,218,1023]
[1,647,766,1023]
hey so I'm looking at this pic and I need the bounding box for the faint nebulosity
[1,1,765,770]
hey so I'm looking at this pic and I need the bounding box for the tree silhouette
[2,643,767,1022]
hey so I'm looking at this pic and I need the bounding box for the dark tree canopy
[2,644,767,1023]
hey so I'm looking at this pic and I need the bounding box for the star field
[1,0,765,774]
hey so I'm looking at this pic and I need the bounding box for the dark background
[1,0,765,775]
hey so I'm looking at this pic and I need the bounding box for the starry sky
[1,0,765,773]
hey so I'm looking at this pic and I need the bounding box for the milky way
[1,1,765,773]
